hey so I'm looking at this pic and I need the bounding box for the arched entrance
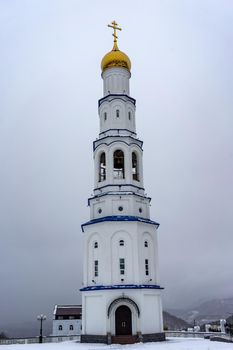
[115,305,132,335]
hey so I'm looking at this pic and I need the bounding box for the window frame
[145,258,149,276]
[132,152,139,181]
[94,260,99,277]
[113,149,125,179]
[99,152,106,182]
[119,258,125,275]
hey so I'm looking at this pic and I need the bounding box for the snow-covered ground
[0,338,232,350]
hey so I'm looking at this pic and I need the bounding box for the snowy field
[0,338,232,350]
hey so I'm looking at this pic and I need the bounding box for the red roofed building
[52,305,82,336]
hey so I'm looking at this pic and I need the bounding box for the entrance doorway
[115,305,132,335]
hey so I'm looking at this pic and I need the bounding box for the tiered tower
[80,21,165,344]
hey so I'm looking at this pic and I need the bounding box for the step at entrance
[111,335,138,344]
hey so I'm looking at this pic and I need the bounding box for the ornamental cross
[107,20,122,44]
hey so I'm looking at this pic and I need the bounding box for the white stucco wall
[82,221,159,286]
[102,67,130,96]
[82,289,163,335]
[99,98,136,134]
[52,319,82,336]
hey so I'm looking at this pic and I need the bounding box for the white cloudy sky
[0,0,233,327]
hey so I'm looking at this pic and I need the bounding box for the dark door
[115,305,132,335]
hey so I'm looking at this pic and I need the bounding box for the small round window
[94,241,98,248]
[118,206,123,212]
[139,208,142,213]
[98,208,102,214]
[144,241,148,248]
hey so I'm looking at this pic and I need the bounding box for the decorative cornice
[99,128,136,136]
[93,137,143,152]
[88,192,151,206]
[98,94,136,107]
[94,183,145,191]
[81,215,160,232]
[80,284,164,292]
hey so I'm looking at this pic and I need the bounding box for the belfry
[80,21,165,344]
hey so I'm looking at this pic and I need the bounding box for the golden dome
[101,42,131,72]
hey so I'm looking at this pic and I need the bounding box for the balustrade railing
[0,335,80,345]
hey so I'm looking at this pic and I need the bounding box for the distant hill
[167,297,233,325]
[163,311,190,330]
[0,320,52,338]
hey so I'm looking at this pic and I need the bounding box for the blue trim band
[81,215,160,232]
[94,184,145,191]
[98,94,136,107]
[80,284,164,292]
[99,128,136,136]
[88,192,151,206]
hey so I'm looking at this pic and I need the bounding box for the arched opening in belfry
[132,152,139,181]
[99,152,106,182]
[113,150,125,179]
[115,305,132,335]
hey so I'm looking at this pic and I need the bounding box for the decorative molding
[81,216,160,232]
[88,192,151,206]
[93,137,143,152]
[80,284,164,292]
[94,183,145,191]
[107,296,140,317]
[98,94,136,107]
[99,128,136,136]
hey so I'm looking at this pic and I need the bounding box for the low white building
[52,305,82,336]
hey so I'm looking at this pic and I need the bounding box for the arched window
[116,109,120,118]
[144,240,148,247]
[94,241,98,249]
[132,152,139,181]
[119,240,124,246]
[113,150,125,179]
[99,152,106,182]
[58,325,63,331]
[69,325,74,331]
[104,112,107,121]
[128,111,131,120]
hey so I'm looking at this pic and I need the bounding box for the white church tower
[80,21,165,344]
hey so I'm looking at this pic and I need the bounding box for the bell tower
[80,21,165,344]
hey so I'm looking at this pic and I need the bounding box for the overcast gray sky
[0,0,233,327]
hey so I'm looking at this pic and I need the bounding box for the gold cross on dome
[107,20,122,47]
